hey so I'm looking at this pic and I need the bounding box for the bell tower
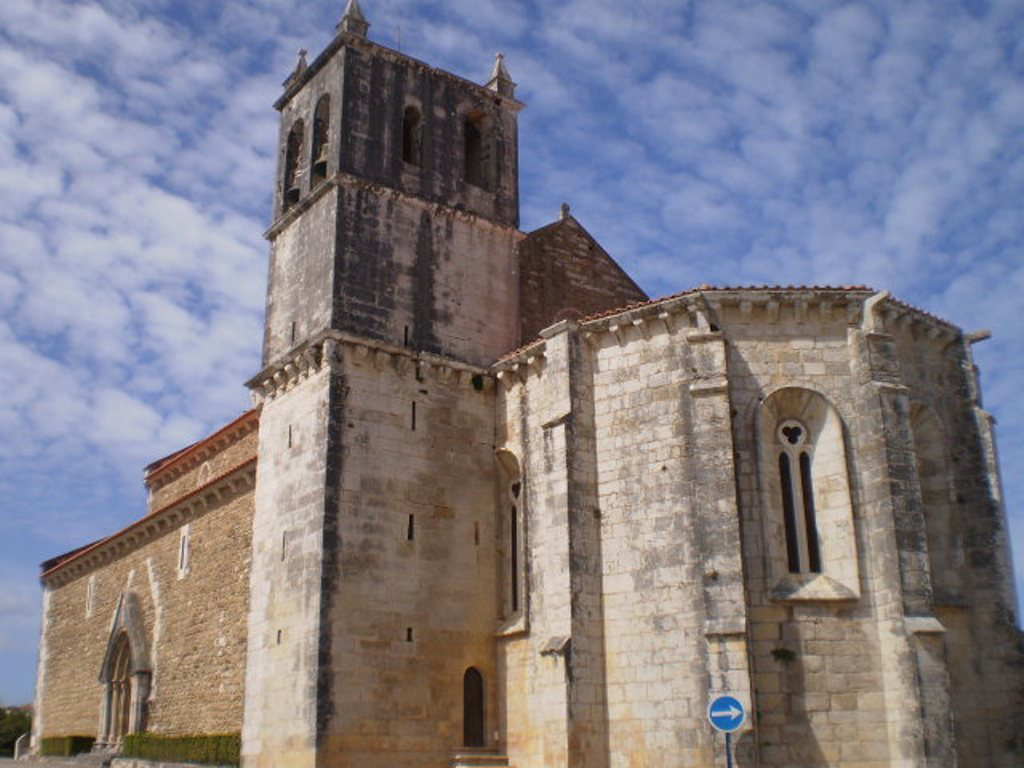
[260,0,524,370]
[244,4,515,766]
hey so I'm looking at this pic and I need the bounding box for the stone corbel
[861,290,891,335]
[657,311,676,334]
[794,298,807,324]
[608,323,627,345]
[394,354,412,377]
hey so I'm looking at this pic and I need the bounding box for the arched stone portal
[98,592,151,747]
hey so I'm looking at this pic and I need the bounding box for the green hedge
[40,735,95,756]
[121,732,240,766]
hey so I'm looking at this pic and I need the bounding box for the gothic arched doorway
[109,633,132,742]
[463,667,485,747]
[98,592,151,747]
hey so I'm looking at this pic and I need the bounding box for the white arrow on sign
[711,704,742,719]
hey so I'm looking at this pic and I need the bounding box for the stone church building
[32,3,1024,766]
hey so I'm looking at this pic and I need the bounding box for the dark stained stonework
[518,214,648,343]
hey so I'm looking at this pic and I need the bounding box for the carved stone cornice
[248,330,493,404]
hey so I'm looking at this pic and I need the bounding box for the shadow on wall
[746,649,831,768]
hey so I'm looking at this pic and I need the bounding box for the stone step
[450,748,510,767]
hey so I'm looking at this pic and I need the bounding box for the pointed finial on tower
[338,0,370,38]
[486,52,517,98]
[559,202,571,221]
[283,48,309,86]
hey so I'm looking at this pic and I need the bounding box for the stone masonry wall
[38,440,255,740]
[332,180,521,367]
[242,365,333,768]
[888,319,1024,767]
[719,296,898,767]
[495,309,753,768]
[317,348,498,767]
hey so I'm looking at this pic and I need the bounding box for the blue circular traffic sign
[707,694,746,733]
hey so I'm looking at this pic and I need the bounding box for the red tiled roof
[576,284,873,324]
[144,409,259,484]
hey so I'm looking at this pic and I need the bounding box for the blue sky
[0,0,1021,705]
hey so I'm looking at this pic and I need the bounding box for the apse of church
[32,2,1023,767]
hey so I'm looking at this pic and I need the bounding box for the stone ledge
[770,573,859,602]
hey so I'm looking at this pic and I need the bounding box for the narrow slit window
[407,514,415,541]
[799,452,822,573]
[287,424,293,448]
[779,453,800,573]
[406,627,414,642]
[177,525,191,578]
[411,401,417,431]
[86,575,96,618]
[510,504,519,612]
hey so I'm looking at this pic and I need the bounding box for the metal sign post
[707,694,746,768]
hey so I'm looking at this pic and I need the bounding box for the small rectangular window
[406,627,414,642]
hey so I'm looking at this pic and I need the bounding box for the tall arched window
[402,106,421,166]
[777,419,822,574]
[756,387,859,600]
[463,667,485,747]
[495,449,525,622]
[311,96,330,184]
[463,114,494,191]
[283,119,305,210]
